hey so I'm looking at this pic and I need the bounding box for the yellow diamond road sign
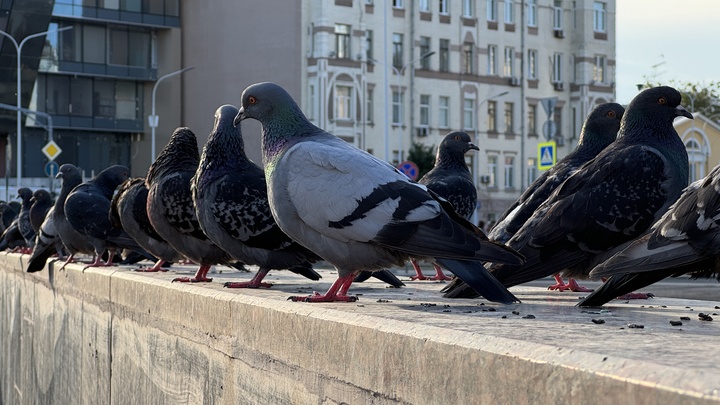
[42,140,62,161]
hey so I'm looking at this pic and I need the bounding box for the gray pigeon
[29,189,53,234]
[409,131,479,281]
[27,164,93,272]
[578,164,720,307]
[110,177,181,272]
[234,82,524,303]
[445,102,625,297]
[16,187,35,251]
[0,218,24,252]
[192,104,323,287]
[146,127,244,282]
[478,86,691,291]
[64,165,152,267]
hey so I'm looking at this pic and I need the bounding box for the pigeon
[146,127,245,282]
[475,86,691,291]
[1,200,19,231]
[26,164,93,272]
[578,164,720,307]
[29,189,53,234]
[445,102,625,297]
[409,131,479,281]
[15,187,36,251]
[192,104,328,288]
[0,218,25,251]
[64,165,153,268]
[110,178,180,272]
[234,82,524,303]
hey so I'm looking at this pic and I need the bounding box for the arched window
[685,138,706,183]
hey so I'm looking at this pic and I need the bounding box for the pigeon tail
[435,258,519,304]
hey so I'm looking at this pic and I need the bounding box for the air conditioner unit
[555,136,565,146]
[553,81,565,91]
[479,175,491,184]
[416,127,429,137]
[509,77,520,86]
[554,29,565,38]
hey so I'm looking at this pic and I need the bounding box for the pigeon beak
[468,143,480,151]
[676,105,693,120]
[233,108,245,127]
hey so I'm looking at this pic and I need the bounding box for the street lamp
[0,26,72,188]
[149,66,195,162]
[372,50,435,163]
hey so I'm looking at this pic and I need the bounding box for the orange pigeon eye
[607,111,616,118]
[248,96,257,105]
[658,97,667,105]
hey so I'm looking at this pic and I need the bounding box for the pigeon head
[94,165,131,198]
[146,127,199,187]
[17,187,33,202]
[31,189,51,204]
[577,102,624,148]
[56,163,80,181]
[620,86,693,141]
[434,131,479,168]
[214,104,240,136]
[195,104,245,189]
[234,82,310,129]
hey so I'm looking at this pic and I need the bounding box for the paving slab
[2,254,719,404]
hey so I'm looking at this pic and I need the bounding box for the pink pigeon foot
[409,259,429,280]
[224,268,273,288]
[172,265,213,283]
[288,273,358,302]
[428,264,452,281]
[547,274,568,291]
[565,278,594,292]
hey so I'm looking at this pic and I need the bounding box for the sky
[615,0,720,105]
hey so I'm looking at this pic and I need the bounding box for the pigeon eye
[248,96,257,105]
[607,111,616,118]
[454,135,461,140]
[657,97,667,105]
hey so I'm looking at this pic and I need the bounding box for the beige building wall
[675,113,720,184]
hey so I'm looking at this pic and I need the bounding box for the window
[503,47,515,77]
[419,0,430,11]
[438,96,449,127]
[83,25,106,64]
[504,0,514,23]
[335,85,352,120]
[594,55,607,83]
[94,80,115,118]
[365,30,373,61]
[487,156,498,187]
[463,43,474,74]
[686,139,706,183]
[128,30,149,67]
[572,106,578,139]
[527,49,537,79]
[487,45,497,75]
[420,36,431,69]
[593,1,606,32]
[439,0,448,14]
[420,95,430,126]
[528,104,537,135]
[464,0,475,17]
[527,158,538,187]
[527,0,537,26]
[463,98,475,130]
[108,27,151,67]
[439,39,450,72]
[486,0,496,21]
[70,77,92,116]
[366,88,374,122]
[553,106,563,137]
[392,0,404,8]
[335,24,350,59]
[504,102,514,133]
[392,33,403,69]
[392,91,403,125]
[43,75,70,115]
[552,52,563,82]
[553,1,563,29]
[115,81,137,120]
[109,28,129,65]
[121,0,141,12]
[308,84,315,121]
[504,156,515,188]
[487,100,497,132]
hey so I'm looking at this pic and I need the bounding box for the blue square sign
[537,141,556,170]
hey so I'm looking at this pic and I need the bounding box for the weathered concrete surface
[1,253,719,404]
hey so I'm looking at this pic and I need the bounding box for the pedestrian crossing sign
[537,141,556,170]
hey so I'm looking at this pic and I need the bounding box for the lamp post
[149,66,195,162]
[0,26,72,188]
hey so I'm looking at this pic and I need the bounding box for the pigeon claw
[410,274,429,281]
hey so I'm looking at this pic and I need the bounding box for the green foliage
[407,142,436,180]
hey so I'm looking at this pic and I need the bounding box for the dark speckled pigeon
[192,104,324,287]
[146,127,245,282]
[476,86,691,291]
[110,177,181,272]
[234,82,524,303]
[445,102,625,298]
[16,187,35,251]
[29,189,53,234]
[64,165,153,268]
[578,164,720,307]
[409,131,479,282]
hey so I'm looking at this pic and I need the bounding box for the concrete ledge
[1,254,719,404]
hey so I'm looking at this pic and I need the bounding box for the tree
[407,141,435,180]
